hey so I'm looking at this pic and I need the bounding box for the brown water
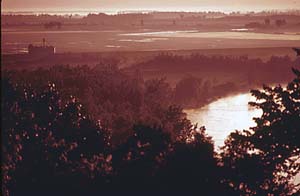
[185,93,262,147]
[122,30,300,40]
[186,92,299,184]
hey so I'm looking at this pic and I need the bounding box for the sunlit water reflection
[122,31,300,41]
[186,92,300,184]
[185,93,262,148]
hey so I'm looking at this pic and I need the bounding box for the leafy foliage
[221,68,300,195]
[2,79,111,195]
[2,65,300,196]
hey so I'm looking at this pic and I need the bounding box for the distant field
[2,29,300,54]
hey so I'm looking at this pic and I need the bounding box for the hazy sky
[2,0,300,12]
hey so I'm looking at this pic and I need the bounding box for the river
[185,93,262,148]
[186,92,300,184]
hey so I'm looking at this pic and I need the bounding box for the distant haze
[2,0,300,13]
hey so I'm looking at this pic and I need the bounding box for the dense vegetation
[131,53,299,84]
[129,53,300,106]
[4,65,190,144]
[2,66,300,195]
[2,11,300,29]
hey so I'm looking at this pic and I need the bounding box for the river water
[185,93,262,148]
[186,92,300,184]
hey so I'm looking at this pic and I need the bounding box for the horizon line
[2,8,300,16]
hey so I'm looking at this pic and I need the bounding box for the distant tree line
[44,21,62,29]
[3,12,300,28]
[245,18,287,28]
[128,53,300,87]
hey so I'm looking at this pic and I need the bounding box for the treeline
[131,53,300,84]
[1,14,87,28]
[4,65,186,144]
[4,65,245,142]
[3,11,300,27]
[2,68,300,195]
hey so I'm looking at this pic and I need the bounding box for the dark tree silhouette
[111,124,171,194]
[221,68,300,195]
[2,79,111,196]
[3,63,300,196]
[156,127,226,196]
